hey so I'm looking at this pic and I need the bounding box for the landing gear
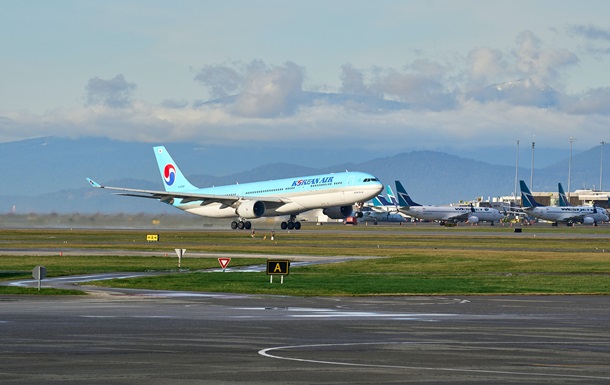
[230,220,252,230]
[280,215,302,230]
[353,202,364,218]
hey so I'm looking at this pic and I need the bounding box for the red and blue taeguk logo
[164,164,176,186]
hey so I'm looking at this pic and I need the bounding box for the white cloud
[466,47,509,87]
[511,30,579,87]
[194,60,305,118]
[1,30,610,152]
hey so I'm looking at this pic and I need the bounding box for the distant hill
[1,136,608,214]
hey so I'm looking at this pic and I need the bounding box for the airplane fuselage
[173,172,382,218]
[524,206,608,224]
[360,210,406,222]
[399,206,504,223]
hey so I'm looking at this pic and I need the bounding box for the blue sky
[2,0,610,155]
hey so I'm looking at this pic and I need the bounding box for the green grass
[2,226,610,295]
[92,250,610,295]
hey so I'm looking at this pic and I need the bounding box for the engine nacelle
[582,217,595,225]
[468,215,480,224]
[236,200,265,219]
[323,205,353,219]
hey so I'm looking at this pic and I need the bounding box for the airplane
[361,185,406,223]
[86,146,383,230]
[394,180,504,225]
[519,180,608,226]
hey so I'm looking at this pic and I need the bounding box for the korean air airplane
[520,180,608,226]
[87,146,383,230]
[394,180,504,225]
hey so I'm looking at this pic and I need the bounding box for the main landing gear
[280,215,302,230]
[230,220,252,230]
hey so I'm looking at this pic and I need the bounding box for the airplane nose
[375,182,383,193]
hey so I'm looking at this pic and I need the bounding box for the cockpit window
[363,178,379,182]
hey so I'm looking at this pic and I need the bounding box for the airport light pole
[514,140,519,202]
[568,137,576,200]
[530,141,535,189]
[601,141,606,191]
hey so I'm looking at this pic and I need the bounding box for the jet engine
[582,217,595,225]
[467,216,480,224]
[236,200,265,219]
[323,205,353,219]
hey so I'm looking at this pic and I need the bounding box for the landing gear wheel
[237,221,245,230]
[244,221,252,230]
[287,222,295,230]
[281,222,288,230]
[294,221,301,230]
[231,221,238,230]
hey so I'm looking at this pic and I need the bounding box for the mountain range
[1,136,608,215]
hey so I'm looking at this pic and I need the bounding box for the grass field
[1,224,610,295]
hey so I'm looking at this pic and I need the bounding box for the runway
[2,226,610,384]
[1,291,609,384]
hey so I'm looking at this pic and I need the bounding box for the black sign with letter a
[266,260,290,275]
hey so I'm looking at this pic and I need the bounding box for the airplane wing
[86,178,287,206]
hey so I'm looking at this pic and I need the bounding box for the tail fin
[519,180,541,208]
[558,183,571,207]
[394,180,421,207]
[372,192,392,207]
[153,146,197,192]
[386,185,399,206]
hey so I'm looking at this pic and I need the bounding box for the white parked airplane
[87,146,383,230]
[521,180,608,226]
[361,185,406,223]
[394,180,504,225]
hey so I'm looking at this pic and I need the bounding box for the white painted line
[259,341,610,381]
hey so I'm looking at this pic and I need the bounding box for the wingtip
[86,178,102,188]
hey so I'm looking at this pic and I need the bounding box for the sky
[2,0,610,156]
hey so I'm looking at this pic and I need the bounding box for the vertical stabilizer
[386,185,398,206]
[372,193,392,207]
[153,146,198,192]
[519,180,541,208]
[394,180,421,207]
[558,183,571,207]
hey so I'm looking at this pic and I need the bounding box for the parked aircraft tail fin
[558,183,571,207]
[394,180,421,207]
[519,180,542,208]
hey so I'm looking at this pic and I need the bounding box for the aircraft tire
[245,221,252,230]
[231,221,238,230]
[237,221,245,230]
[287,222,295,230]
[294,221,301,230]
[281,222,288,230]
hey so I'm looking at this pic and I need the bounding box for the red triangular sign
[218,257,231,269]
